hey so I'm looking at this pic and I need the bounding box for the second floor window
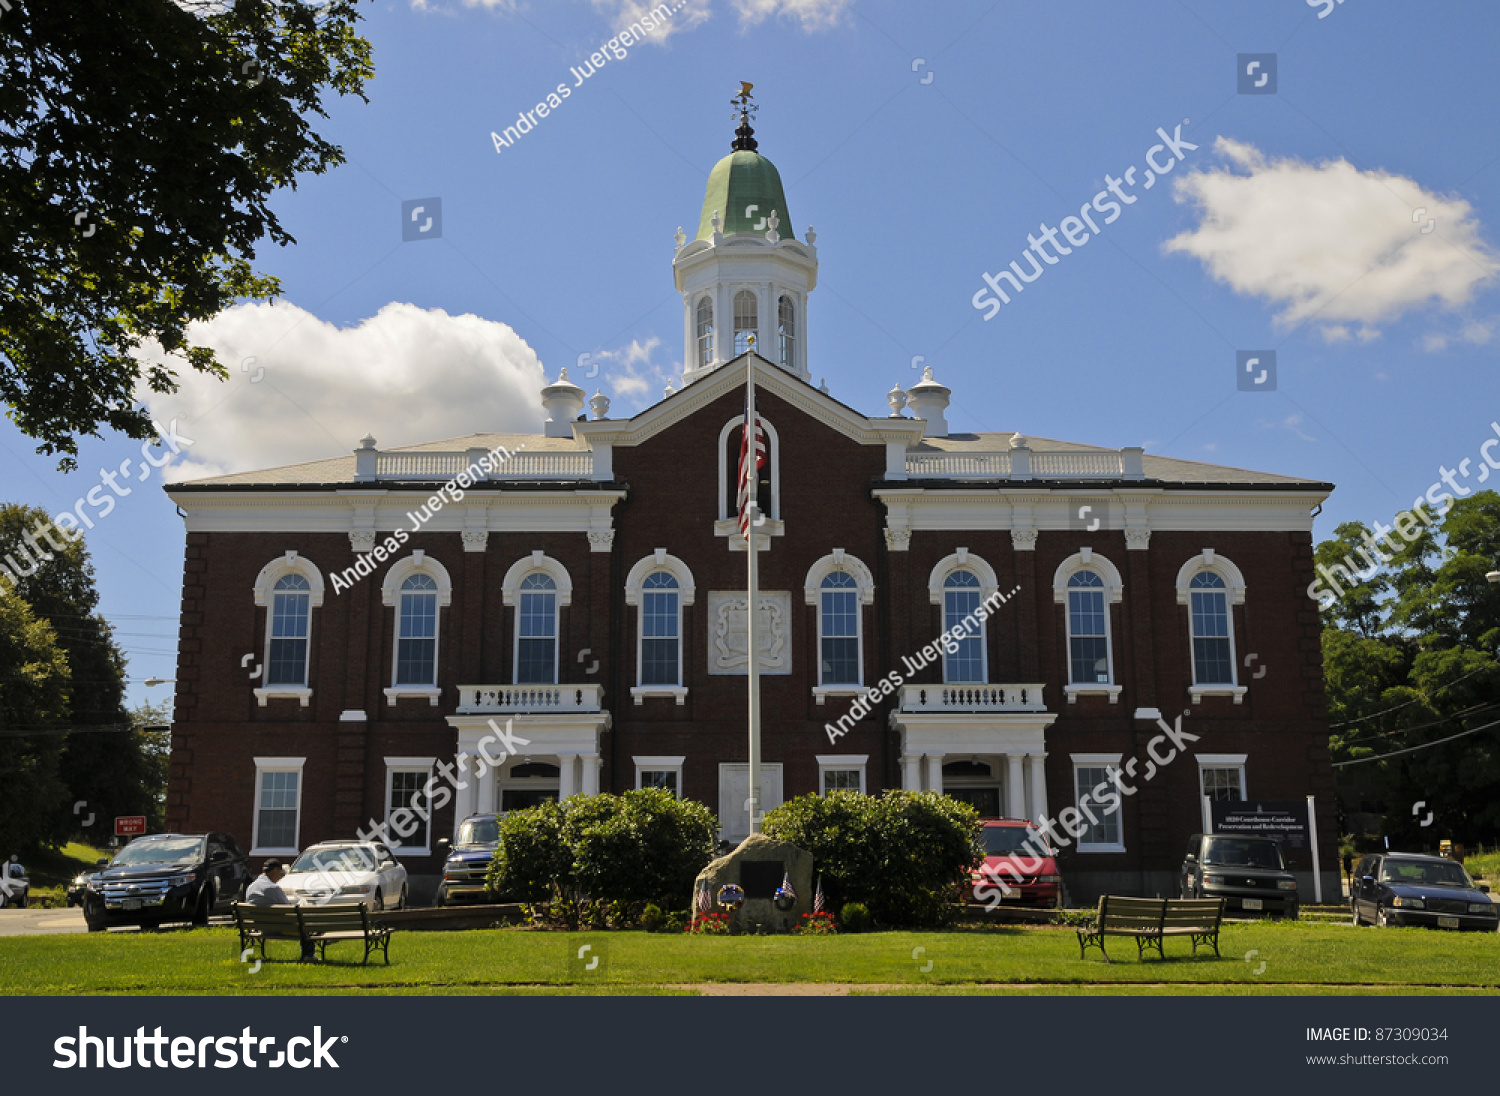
[516,573,558,684]
[943,570,985,684]
[267,574,311,686]
[819,571,860,685]
[1067,570,1111,684]
[395,573,438,686]
[640,571,681,686]
[1189,572,1234,685]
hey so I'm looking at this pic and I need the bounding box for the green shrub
[763,790,982,928]
[641,903,664,931]
[486,788,716,909]
[839,901,872,932]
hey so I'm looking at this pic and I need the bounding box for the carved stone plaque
[707,590,792,675]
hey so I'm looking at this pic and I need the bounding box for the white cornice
[166,489,626,534]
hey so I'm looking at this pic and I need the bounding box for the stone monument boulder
[693,833,813,934]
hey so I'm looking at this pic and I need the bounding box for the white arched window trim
[381,551,453,706]
[715,416,782,545]
[804,551,875,702]
[927,549,999,604]
[252,552,324,707]
[626,551,695,706]
[1053,549,1123,705]
[501,551,573,607]
[1175,550,1248,704]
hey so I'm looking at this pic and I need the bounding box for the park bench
[233,902,393,965]
[1076,895,1224,962]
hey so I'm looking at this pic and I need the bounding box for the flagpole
[746,351,763,836]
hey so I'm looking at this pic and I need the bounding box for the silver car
[280,841,408,910]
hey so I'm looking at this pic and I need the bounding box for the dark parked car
[436,814,502,906]
[0,859,29,908]
[67,867,102,907]
[83,833,253,932]
[1181,833,1299,918]
[1350,852,1498,931]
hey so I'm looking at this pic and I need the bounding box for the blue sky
[4,0,1499,712]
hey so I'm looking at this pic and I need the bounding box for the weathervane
[730,81,759,151]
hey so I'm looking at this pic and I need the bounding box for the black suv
[435,815,501,906]
[1181,833,1299,918]
[83,833,252,932]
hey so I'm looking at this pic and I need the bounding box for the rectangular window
[943,589,985,684]
[385,762,434,852]
[1190,590,1234,684]
[252,759,304,854]
[1073,761,1123,852]
[516,589,557,684]
[396,593,437,686]
[267,591,309,686]
[634,756,685,798]
[823,769,862,794]
[1200,765,1245,802]
[640,770,678,795]
[640,590,680,686]
[820,587,860,686]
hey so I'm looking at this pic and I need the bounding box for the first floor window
[634,756,685,797]
[1073,761,1123,851]
[823,769,862,794]
[386,763,434,851]
[1200,764,1246,802]
[641,770,678,795]
[253,761,304,852]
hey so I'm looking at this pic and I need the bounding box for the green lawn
[15,842,110,907]
[2,920,1498,995]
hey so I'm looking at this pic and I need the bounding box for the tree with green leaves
[1319,491,1500,847]
[0,0,373,468]
[0,594,70,852]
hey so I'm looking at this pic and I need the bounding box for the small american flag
[736,368,768,540]
[813,873,824,913]
[780,869,796,901]
[696,879,714,915]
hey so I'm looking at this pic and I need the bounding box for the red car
[971,818,1063,908]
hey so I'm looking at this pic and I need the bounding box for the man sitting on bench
[245,858,315,962]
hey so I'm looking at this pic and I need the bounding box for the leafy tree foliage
[762,790,983,928]
[0,0,372,468]
[1320,491,1500,846]
[0,594,70,852]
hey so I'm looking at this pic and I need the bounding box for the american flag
[780,869,796,901]
[696,879,714,915]
[736,371,768,539]
[813,873,824,913]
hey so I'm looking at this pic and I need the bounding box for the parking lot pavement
[0,907,87,936]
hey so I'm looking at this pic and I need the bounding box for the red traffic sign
[115,816,147,837]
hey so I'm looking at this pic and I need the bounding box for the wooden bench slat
[1077,896,1223,963]
[231,902,392,966]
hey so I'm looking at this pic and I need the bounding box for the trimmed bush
[839,901,871,933]
[486,788,716,909]
[763,790,982,928]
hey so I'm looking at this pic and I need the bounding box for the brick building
[165,113,1339,902]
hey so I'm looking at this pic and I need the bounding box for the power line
[1327,664,1493,729]
[1331,717,1500,767]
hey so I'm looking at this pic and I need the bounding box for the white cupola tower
[673,87,818,385]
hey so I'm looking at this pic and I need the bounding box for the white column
[903,754,922,791]
[475,754,496,816]
[581,753,600,796]
[925,753,944,796]
[452,753,478,833]
[1028,753,1049,825]
[558,753,577,800]
[1006,753,1026,820]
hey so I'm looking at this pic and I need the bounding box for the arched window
[720,416,776,524]
[695,295,714,368]
[819,572,860,686]
[267,574,311,686]
[733,289,758,356]
[777,295,795,369]
[1189,572,1234,685]
[516,573,558,684]
[640,572,681,686]
[943,571,986,684]
[394,573,438,686]
[1067,571,1111,684]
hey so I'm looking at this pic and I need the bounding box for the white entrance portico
[889,684,1057,824]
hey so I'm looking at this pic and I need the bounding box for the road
[0,907,87,936]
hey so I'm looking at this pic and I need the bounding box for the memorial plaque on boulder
[692,833,813,934]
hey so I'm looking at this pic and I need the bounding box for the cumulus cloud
[133,301,546,481]
[1164,138,1499,336]
[589,0,712,41]
[1421,317,1497,352]
[733,0,852,29]
[589,335,678,412]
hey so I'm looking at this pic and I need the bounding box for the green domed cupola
[695,98,792,240]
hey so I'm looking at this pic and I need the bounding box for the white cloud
[133,301,546,481]
[589,335,677,411]
[733,0,852,29]
[1255,413,1317,443]
[1164,138,1499,336]
[1421,317,1497,352]
[589,0,712,42]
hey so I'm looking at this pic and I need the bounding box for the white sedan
[281,842,408,911]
